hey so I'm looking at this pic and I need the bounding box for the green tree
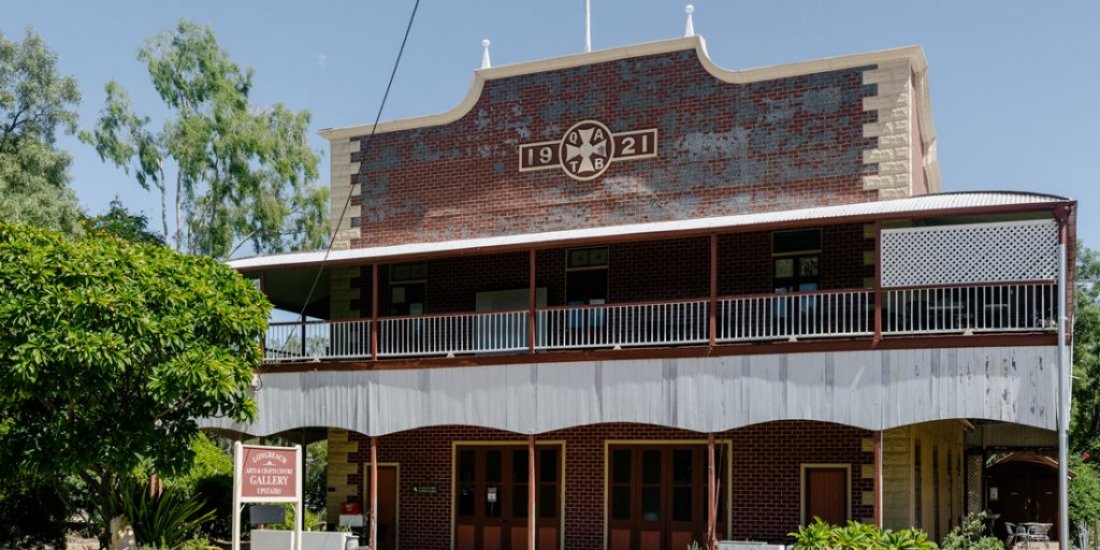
[0,222,268,544]
[1072,243,1100,453]
[83,198,164,245]
[305,440,328,513]
[82,19,328,257]
[1070,455,1100,529]
[0,28,83,234]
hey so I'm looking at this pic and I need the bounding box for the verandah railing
[536,299,710,350]
[263,282,1058,362]
[716,289,874,342]
[882,282,1057,335]
[265,318,371,361]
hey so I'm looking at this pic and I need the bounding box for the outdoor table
[1017,523,1052,549]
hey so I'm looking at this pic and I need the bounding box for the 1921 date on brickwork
[518,120,658,181]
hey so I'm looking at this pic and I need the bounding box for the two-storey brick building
[203,35,1075,550]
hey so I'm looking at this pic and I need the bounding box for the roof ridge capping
[318,35,930,140]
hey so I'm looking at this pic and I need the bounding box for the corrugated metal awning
[228,191,1069,272]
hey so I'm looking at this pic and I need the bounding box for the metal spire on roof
[481,39,491,69]
[684,4,695,37]
[585,0,592,52]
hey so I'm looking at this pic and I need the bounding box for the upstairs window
[773,229,821,293]
[566,246,608,306]
[389,262,426,316]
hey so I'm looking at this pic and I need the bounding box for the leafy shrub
[165,434,233,496]
[191,473,233,539]
[0,480,68,549]
[117,479,215,548]
[789,518,937,550]
[265,503,327,531]
[305,440,328,514]
[1071,455,1100,528]
[940,512,1004,550]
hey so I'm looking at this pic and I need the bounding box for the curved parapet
[199,345,1056,437]
[319,36,929,143]
[319,36,940,250]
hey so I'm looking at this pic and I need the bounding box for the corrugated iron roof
[228,191,1070,271]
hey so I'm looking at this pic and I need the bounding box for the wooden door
[804,468,848,525]
[362,465,398,550]
[455,446,561,550]
[607,446,716,550]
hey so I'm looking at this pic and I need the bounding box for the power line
[297,0,421,320]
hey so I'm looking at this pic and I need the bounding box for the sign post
[232,442,303,550]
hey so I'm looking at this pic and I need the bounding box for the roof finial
[481,39,491,69]
[585,0,592,52]
[684,4,695,37]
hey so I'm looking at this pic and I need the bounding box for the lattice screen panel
[881,220,1058,288]
[966,453,984,515]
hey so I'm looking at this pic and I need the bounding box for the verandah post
[874,431,883,527]
[528,435,536,550]
[709,234,718,347]
[874,221,883,340]
[370,436,378,550]
[707,433,717,547]
[529,250,536,354]
[371,263,379,361]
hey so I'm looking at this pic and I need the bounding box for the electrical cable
[297,0,421,321]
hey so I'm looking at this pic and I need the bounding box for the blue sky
[5,0,1098,247]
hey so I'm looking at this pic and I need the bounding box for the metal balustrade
[716,289,874,342]
[261,283,1058,363]
[883,282,1057,335]
[378,310,530,357]
[265,319,370,361]
[535,299,710,350]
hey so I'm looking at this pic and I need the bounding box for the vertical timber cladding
[348,46,885,248]
[336,422,873,550]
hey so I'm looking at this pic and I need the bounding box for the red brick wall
[608,238,711,303]
[717,231,772,296]
[355,226,872,316]
[425,253,530,314]
[729,422,875,541]
[342,421,874,549]
[819,224,873,290]
[344,48,878,249]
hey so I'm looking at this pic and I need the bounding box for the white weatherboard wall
[202,346,1057,437]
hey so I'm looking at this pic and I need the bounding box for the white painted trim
[319,36,930,142]
[799,463,853,525]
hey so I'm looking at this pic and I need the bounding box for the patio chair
[1004,522,1018,548]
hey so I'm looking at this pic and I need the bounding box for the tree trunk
[158,162,169,244]
[174,171,183,252]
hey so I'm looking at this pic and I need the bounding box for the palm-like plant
[118,480,215,548]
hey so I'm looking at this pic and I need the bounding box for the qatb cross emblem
[560,121,613,180]
[519,120,658,181]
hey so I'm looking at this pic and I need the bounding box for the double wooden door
[455,445,561,550]
[607,446,719,550]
